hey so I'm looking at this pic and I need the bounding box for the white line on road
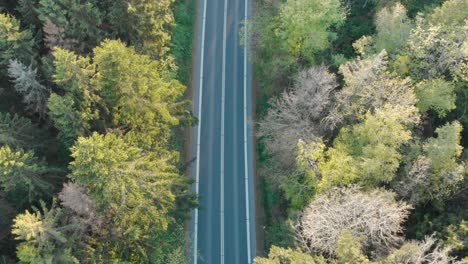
[194,0,208,262]
[220,0,228,262]
[243,0,252,262]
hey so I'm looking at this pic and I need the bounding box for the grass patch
[171,0,196,86]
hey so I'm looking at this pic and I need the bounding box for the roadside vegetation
[0,0,195,263]
[250,0,467,262]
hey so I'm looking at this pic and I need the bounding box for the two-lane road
[190,0,256,263]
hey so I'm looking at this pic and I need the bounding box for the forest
[250,0,467,263]
[0,0,195,263]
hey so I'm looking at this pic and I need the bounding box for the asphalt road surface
[190,0,256,263]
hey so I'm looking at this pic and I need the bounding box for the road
[190,0,256,263]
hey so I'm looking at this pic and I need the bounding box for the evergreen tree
[12,201,79,263]
[0,13,35,70]
[0,146,52,207]
[69,132,181,261]
[0,112,40,150]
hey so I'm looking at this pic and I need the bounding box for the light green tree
[335,230,372,264]
[48,47,98,146]
[254,246,326,264]
[92,39,186,150]
[373,3,412,55]
[69,132,180,261]
[319,105,418,190]
[424,121,463,173]
[353,3,412,57]
[404,12,467,81]
[415,79,456,117]
[50,40,186,151]
[12,201,79,264]
[277,0,346,63]
[422,122,464,198]
[395,122,464,204]
[127,0,175,63]
[280,140,321,210]
[0,13,35,69]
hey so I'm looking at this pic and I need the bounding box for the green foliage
[331,0,376,59]
[428,0,468,28]
[446,220,468,256]
[0,13,35,69]
[280,140,319,210]
[49,47,99,146]
[37,0,106,53]
[403,11,467,81]
[0,113,40,150]
[0,146,52,207]
[319,105,417,190]
[92,40,186,150]
[16,0,41,27]
[331,51,418,127]
[170,0,195,85]
[12,201,79,263]
[248,0,345,91]
[127,0,175,62]
[50,40,186,151]
[415,79,456,117]
[423,121,463,174]
[335,230,371,264]
[405,185,468,257]
[373,3,412,55]
[254,246,326,264]
[47,94,86,148]
[277,0,346,63]
[69,132,180,261]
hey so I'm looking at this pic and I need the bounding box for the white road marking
[243,0,252,262]
[194,0,208,262]
[220,0,228,262]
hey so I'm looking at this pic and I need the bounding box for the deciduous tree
[396,122,465,203]
[373,3,412,55]
[415,79,456,117]
[328,51,418,127]
[8,60,50,116]
[295,187,411,257]
[254,246,326,264]
[277,0,346,63]
[258,67,337,169]
[318,105,418,190]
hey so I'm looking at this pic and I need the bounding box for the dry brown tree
[295,187,411,258]
[59,182,101,233]
[258,66,337,169]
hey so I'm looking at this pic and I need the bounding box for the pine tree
[0,146,52,207]
[12,201,79,263]
[0,13,35,70]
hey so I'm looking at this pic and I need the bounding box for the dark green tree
[0,146,52,207]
